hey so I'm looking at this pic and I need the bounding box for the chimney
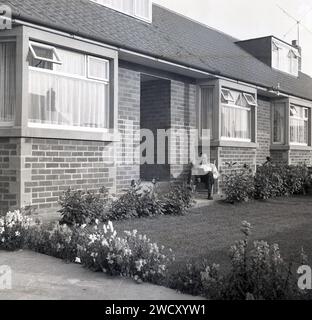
[292,40,302,72]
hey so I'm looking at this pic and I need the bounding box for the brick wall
[21,138,115,210]
[257,97,271,165]
[219,146,257,175]
[170,80,197,179]
[117,67,141,191]
[0,138,20,214]
[289,149,312,166]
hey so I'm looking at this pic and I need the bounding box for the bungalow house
[1,0,312,212]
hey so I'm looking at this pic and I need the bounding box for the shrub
[108,182,165,220]
[160,182,194,216]
[255,164,309,200]
[76,221,174,284]
[0,210,38,251]
[58,187,110,226]
[254,164,284,199]
[223,168,255,203]
[169,221,304,300]
[108,181,194,220]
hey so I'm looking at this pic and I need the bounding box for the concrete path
[0,250,201,300]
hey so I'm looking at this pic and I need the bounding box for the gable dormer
[90,0,152,22]
[236,36,301,77]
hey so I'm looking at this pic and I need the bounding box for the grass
[115,196,312,272]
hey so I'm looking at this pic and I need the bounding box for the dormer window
[271,39,299,76]
[91,0,152,22]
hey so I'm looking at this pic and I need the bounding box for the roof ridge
[153,2,239,42]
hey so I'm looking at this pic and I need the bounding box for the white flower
[15,231,21,237]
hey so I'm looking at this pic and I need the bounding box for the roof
[2,0,312,101]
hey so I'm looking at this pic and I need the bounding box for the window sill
[22,126,120,142]
[270,144,312,151]
[210,140,258,149]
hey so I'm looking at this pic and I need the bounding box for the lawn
[115,196,312,272]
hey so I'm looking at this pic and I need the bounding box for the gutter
[10,17,301,101]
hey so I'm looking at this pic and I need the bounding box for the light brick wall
[289,149,312,166]
[170,80,197,179]
[117,67,141,191]
[21,138,115,210]
[0,138,20,214]
[257,97,271,165]
[219,147,257,175]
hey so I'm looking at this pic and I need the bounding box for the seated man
[191,154,219,200]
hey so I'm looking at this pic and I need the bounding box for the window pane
[54,49,86,76]
[88,57,109,81]
[31,44,54,60]
[0,42,16,123]
[201,87,213,138]
[29,69,109,129]
[290,105,309,144]
[273,103,285,143]
[221,105,251,140]
[135,0,150,19]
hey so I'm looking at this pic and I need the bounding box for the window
[91,0,152,22]
[271,39,299,76]
[243,93,257,106]
[87,56,109,81]
[288,50,299,75]
[221,88,234,103]
[29,42,62,65]
[273,102,285,144]
[221,88,256,141]
[272,41,282,69]
[200,87,214,138]
[28,42,110,130]
[290,105,309,145]
[0,41,16,125]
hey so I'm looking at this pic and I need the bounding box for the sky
[153,0,312,77]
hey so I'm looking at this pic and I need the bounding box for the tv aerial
[277,4,312,45]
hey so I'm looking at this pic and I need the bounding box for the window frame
[220,87,255,142]
[243,93,257,106]
[0,40,16,127]
[28,43,111,132]
[221,88,235,103]
[272,101,286,145]
[87,55,110,82]
[271,38,300,76]
[289,104,309,146]
[197,80,258,147]
[0,25,119,141]
[29,41,62,65]
[271,98,312,149]
[91,0,152,23]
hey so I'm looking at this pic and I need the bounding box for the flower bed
[0,210,174,285]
